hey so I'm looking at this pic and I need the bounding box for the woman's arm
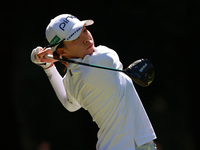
[44,65,81,112]
[31,46,81,112]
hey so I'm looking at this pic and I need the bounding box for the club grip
[45,54,54,59]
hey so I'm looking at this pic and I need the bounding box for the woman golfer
[31,14,157,150]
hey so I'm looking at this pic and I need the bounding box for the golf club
[45,54,155,87]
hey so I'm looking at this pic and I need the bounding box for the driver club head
[124,59,155,87]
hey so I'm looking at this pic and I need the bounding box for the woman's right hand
[36,47,58,64]
[31,46,57,69]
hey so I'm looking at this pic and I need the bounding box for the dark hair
[53,41,68,71]
[53,41,65,59]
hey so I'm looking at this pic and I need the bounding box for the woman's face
[57,26,95,59]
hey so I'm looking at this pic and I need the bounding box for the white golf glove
[30,46,52,69]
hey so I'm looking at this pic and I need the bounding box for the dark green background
[1,0,199,149]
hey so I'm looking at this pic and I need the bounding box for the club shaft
[45,54,125,72]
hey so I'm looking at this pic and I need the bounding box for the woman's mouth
[87,43,93,49]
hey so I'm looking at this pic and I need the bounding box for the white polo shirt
[62,45,156,150]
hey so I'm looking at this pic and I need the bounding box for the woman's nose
[84,38,89,44]
[83,34,90,44]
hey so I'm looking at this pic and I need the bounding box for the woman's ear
[57,48,68,57]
